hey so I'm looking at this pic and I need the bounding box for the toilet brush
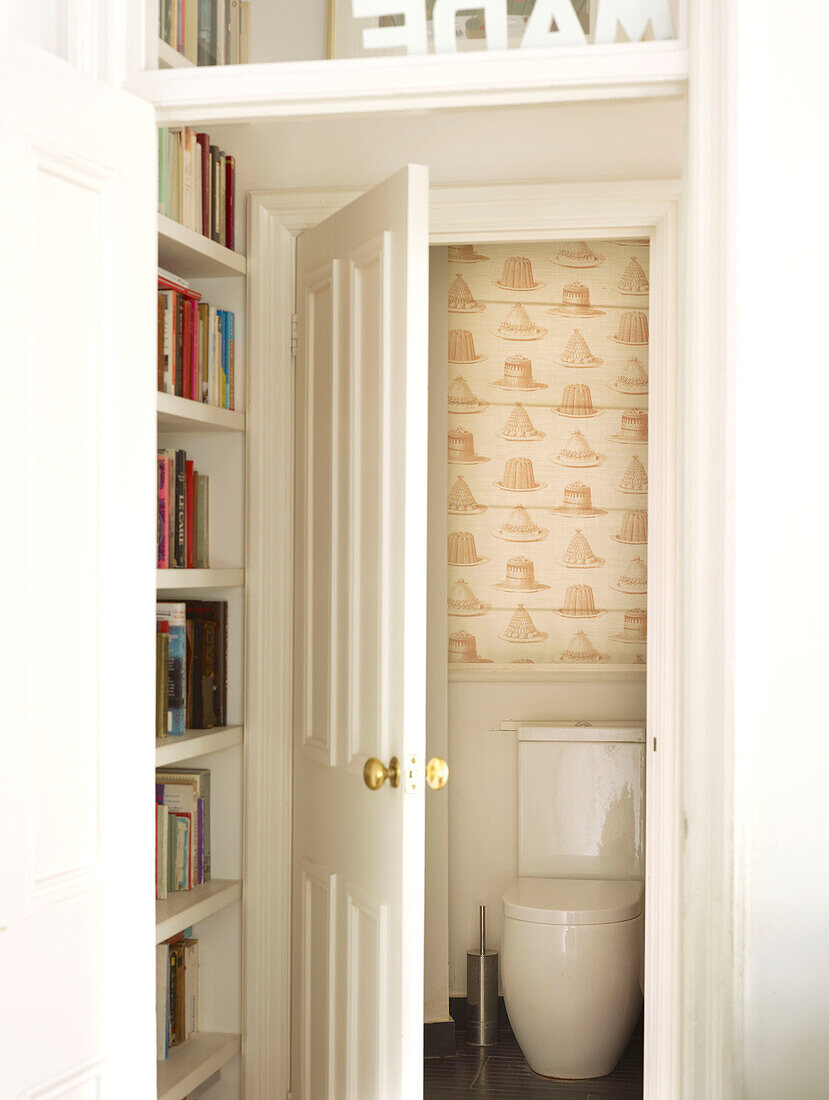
[466,905,499,1046]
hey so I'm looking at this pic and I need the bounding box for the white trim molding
[125,43,687,125]
[243,196,297,1098]
[247,178,682,1099]
[679,0,740,1096]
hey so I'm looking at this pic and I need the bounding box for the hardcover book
[156,944,169,1060]
[157,602,186,736]
[185,601,227,726]
[156,626,169,738]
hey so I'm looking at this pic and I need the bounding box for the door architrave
[245,178,682,1099]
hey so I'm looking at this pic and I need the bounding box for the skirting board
[424,1018,456,1058]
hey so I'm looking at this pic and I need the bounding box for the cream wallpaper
[446,239,649,668]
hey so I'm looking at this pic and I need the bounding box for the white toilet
[501,722,646,1080]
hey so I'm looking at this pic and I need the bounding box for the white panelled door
[0,38,156,1099]
[292,165,430,1100]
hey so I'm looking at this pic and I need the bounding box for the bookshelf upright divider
[156,209,246,1099]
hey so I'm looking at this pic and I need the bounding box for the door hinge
[652,737,657,752]
[404,753,423,793]
[291,313,299,358]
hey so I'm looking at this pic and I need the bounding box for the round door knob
[363,756,401,790]
[426,757,449,790]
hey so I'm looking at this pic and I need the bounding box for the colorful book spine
[190,298,198,401]
[227,309,235,410]
[157,456,169,568]
[196,474,209,568]
[183,939,199,1041]
[209,145,221,242]
[174,450,186,567]
[156,802,169,899]
[185,459,195,569]
[157,602,186,736]
[156,627,170,740]
[225,153,235,250]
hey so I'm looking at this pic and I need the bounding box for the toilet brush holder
[466,905,499,1046]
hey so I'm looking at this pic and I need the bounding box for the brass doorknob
[426,757,449,790]
[363,756,401,790]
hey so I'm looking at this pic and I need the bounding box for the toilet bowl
[502,721,646,1079]
[502,877,643,1079]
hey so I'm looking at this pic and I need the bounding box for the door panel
[0,37,155,1099]
[293,165,429,1100]
[304,264,337,765]
[348,235,389,766]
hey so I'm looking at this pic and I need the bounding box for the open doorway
[426,237,650,1097]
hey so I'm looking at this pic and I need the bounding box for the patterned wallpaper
[446,239,649,669]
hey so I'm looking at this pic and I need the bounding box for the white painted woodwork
[158,213,247,278]
[156,567,245,589]
[157,392,246,433]
[243,191,297,1099]
[155,879,243,942]
[158,39,193,70]
[424,249,450,1025]
[292,166,430,1100]
[157,1033,241,1100]
[0,37,156,1099]
[155,725,244,766]
[126,42,687,124]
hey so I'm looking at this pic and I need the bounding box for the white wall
[734,1,829,1095]
[249,0,328,62]
[220,96,685,244]
[447,678,645,993]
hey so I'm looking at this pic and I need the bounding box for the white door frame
[245,178,682,1098]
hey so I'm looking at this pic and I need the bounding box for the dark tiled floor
[424,1017,643,1099]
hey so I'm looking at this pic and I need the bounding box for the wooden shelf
[157,1032,241,1100]
[156,879,242,943]
[157,568,244,592]
[156,726,243,766]
[158,392,245,434]
[157,39,194,70]
[158,214,246,279]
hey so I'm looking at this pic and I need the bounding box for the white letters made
[352,0,429,54]
[431,0,508,52]
[520,0,586,48]
[593,0,675,43]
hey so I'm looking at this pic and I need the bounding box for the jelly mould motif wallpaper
[446,239,649,668]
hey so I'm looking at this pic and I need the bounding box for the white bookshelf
[159,214,246,279]
[157,1033,241,1100]
[156,182,246,1099]
[156,880,243,943]
[158,392,245,434]
[156,725,244,766]
[157,568,245,591]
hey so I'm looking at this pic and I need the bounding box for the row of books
[157,270,236,409]
[158,128,236,250]
[158,447,210,570]
[156,934,199,1060]
[157,601,228,737]
[159,0,250,67]
[156,767,212,898]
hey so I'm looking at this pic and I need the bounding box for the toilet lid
[503,877,643,925]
